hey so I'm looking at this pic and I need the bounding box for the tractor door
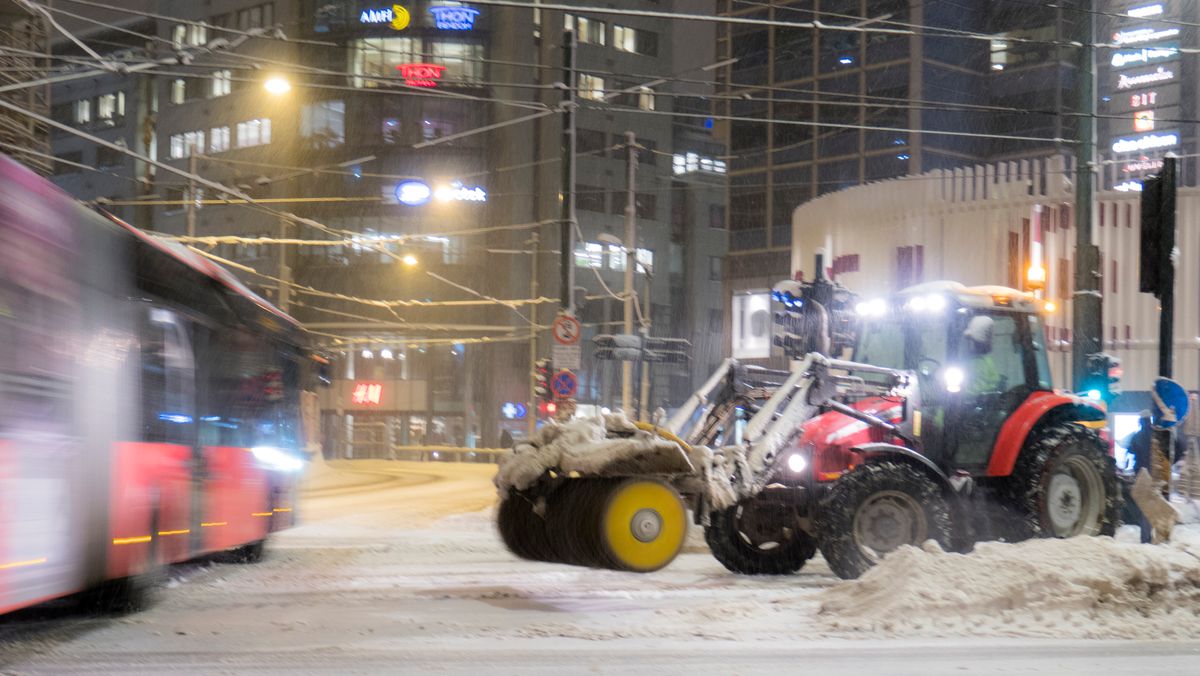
[948,310,1045,472]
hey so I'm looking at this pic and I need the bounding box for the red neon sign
[397,63,446,87]
[351,382,383,405]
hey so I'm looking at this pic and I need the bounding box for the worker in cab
[964,315,1002,395]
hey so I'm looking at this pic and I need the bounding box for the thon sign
[429,5,480,30]
[360,4,411,30]
[397,63,446,87]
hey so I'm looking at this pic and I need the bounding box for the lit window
[74,99,90,124]
[566,14,606,45]
[169,130,205,159]
[236,118,272,148]
[172,24,187,49]
[97,92,124,123]
[614,25,636,52]
[209,126,230,153]
[637,86,654,111]
[574,242,604,268]
[636,248,653,272]
[171,79,186,104]
[672,152,726,175]
[990,39,1008,71]
[579,73,605,101]
[301,100,345,148]
[608,244,626,271]
[211,70,232,97]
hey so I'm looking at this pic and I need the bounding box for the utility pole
[186,151,197,238]
[622,131,638,417]
[559,29,577,313]
[528,232,539,438]
[277,215,291,314]
[638,266,653,422]
[1071,0,1102,391]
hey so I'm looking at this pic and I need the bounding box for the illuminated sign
[395,180,487,205]
[1122,158,1164,174]
[360,5,411,30]
[434,181,487,202]
[1127,3,1164,18]
[1130,91,1158,107]
[1111,43,1178,68]
[1111,130,1178,154]
[1134,110,1155,132]
[501,402,527,420]
[397,62,446,87]
[396,180,433,206]
[351,382,383,405]
[1114,180,1144,192]
[1112,27,1180,45]
[429,5,480,30]
[1117,66,1174,90]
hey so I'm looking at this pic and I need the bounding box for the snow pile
[818,533,1200,639]
[494,413,692,494]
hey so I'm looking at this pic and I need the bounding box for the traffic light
[533,358,552,401]
[1082,353,1122,402]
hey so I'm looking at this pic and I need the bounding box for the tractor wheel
[1002,423,1119,541]
[814,461,953,580]
[580,478,688,572]
[497,489,557,562]
[705,496,817,575]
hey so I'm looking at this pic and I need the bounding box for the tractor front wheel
[705,496,816,575]
[1002,423,1119,541]
[814,461,953,580]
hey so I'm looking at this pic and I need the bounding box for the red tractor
[704,281,1119,579]
[495,281,1120,579]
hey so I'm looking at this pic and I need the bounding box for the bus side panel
[201,446,271,552]
[107,442,193,577]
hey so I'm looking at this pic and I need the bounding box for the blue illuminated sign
[502,402,527,420]
[429,5,480,30]
[396,180,432,206]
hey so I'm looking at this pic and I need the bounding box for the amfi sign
[359,4,410,30]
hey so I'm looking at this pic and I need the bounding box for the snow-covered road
[3,460,1200,675]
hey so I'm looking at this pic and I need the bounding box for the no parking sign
[550,370,578,399]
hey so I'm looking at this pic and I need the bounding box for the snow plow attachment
[494,358,823,572]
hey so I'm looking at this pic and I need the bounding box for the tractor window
[960,312,1027,396]
[1028,314,1052,390]
[853,315,948,384]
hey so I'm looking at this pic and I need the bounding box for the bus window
[139,307,195,444]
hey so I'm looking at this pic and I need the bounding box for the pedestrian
[1123,410,1155,544]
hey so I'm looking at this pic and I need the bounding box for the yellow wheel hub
[600,479,687,572]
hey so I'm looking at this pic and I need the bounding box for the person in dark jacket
[1124,411,1154,543]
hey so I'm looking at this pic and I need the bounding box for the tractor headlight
[943,366,965,394]
[786,452,808,474]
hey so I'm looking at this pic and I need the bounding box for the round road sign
[553,315,582,345]
[550,370,578,398]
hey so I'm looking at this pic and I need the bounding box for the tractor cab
[851,282,1057,475]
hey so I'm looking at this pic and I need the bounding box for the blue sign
[501,402,527,420]
[396,180,432,206]
[1151,377,1189,429]
[429,5,480,30]
[550,370,577,398]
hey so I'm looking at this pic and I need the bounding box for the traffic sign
[550,369,578,398]
[1151,377,1189,429]
[553,315,582,345]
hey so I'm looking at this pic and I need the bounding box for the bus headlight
[251,446,305,472]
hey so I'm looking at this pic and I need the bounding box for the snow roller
[494,359,791,572]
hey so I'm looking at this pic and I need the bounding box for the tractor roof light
[855,298,888,317]
[905,293,946,313]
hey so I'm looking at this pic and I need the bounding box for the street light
[264,76,291,95]
[402,254,419,267]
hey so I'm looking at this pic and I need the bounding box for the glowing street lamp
[402,254,419,267]
[264,76,291,95]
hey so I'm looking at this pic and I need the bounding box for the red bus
[0,154,310,614]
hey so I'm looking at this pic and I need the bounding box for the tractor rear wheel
[1002,423,1119,541]
[814,461,952,580]
[705,496,817,575]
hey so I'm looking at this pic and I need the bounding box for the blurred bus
[0,154,310,614]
